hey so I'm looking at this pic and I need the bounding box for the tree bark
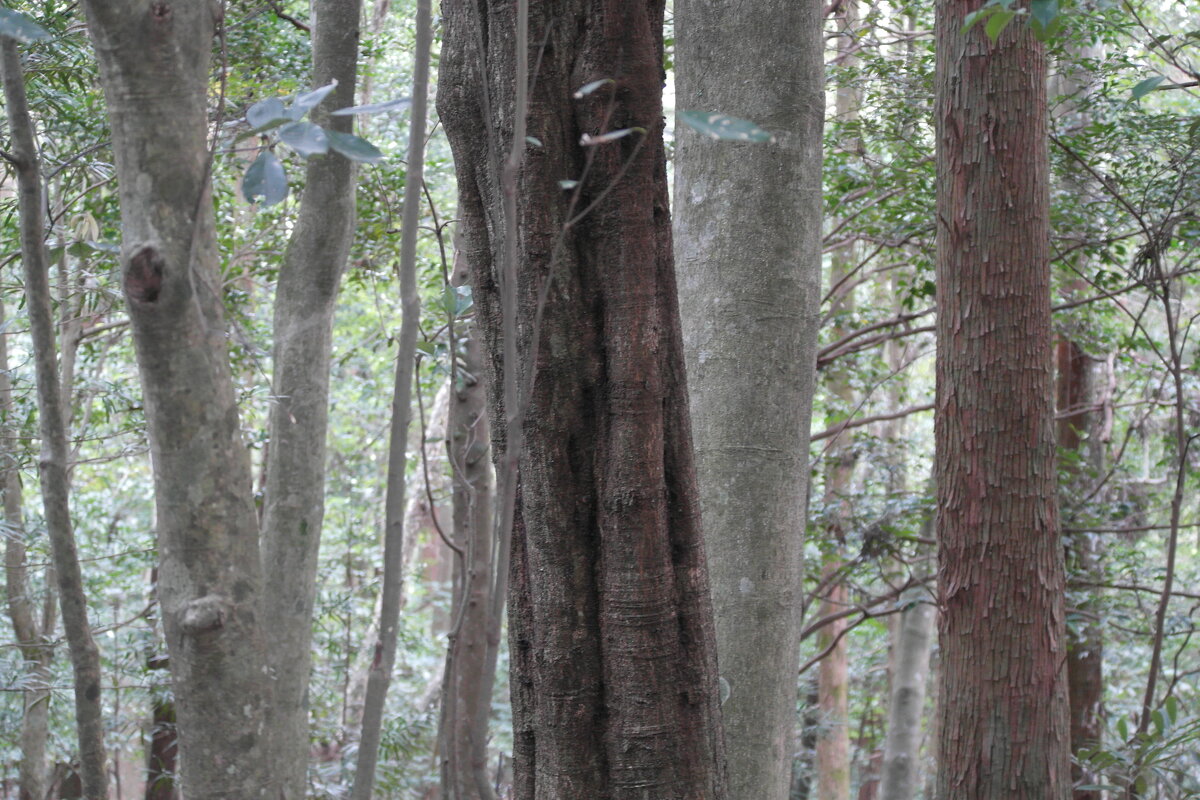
[672,0,823,792]
[1,37,108,800]
[349,0,428,793]
[437,0,729,794]
[934,3,1071,798]
[439,318,497,800]
[80,4,275,796]
[259,2,360,796]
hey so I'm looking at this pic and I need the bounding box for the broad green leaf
[279,121,329,156]
[1131,75,1165,100]
[454,285,474,317]
[1031,13,1066,42]
[415,341,437,358]
[243,150,289,206]
[1030,0,1058,29]
[288,80,338,119]
[326,130,384,163]
[580,127,642,146]
[1165,696,1178,724]
[330,96,411,116]
[985,9,1017,41]
[573,79,614,99]
[1117,716,1129,742]
[1151,709,1165,735]
[246,97,291,131]
[677,111,774,143]
[0,9,50,43]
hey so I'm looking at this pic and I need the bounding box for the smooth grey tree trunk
[80,5,276,796]
[1,37,109,800]
[673,0,824,796]
[349,0,429,793]
[259,2,360,796]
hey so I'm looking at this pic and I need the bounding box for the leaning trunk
[672,0,823,792]
[1,37,108,800]
[259,2,360,794]
[934,3,1071,797]
[80,5,275,796]
[437,0,729,794]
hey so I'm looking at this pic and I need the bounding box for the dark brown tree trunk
[437,0,728,795]
[934,3,1071,798]
[1057,339,1103,800]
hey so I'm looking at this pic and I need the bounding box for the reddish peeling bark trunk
[437,0,728,795]
[934,3,1071,798]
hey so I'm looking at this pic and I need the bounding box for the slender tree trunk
[438,0,729,794]
[439,317,497,800]
[1,38,108,800]
[2,297,58,800]
[934,3,1071,798]
[80,5,275,796]
[877,524,934,800]
[259,3,360,796]
[672,0,823,791]
[349,0,429,792]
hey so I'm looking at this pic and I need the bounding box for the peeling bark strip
[934,2,1071,798]
[81,3,275,797]
[437,0,728,796]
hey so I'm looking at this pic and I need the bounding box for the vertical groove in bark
[1,37,108,800]
[349,0,429,793]
[80,4,274,796]
[438,0,728,794]
[439,315,497,800]
[672,0,823,793]
[259,2,360,795]
[934,3,1071,798]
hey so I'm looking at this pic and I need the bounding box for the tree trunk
[877,525,935,800]
[259,2,360,796]
[80,5,275,796]
[1,37,108,800]
[349,0,429,792]
[934,3,1071,798]
[672,0,823,791]
[437,0,729,794]
[2,296,58,800]
[439,317,497,800]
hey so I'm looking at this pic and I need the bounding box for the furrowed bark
[349,0,428,792]
[1,37,108,800]
[934,3,1071,798]
[438,0,728,794]
[259,2,360,795]
[672,0,823,793]
[80,4,275,796]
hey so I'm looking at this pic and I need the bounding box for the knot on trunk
[180,594,228,633]
[125,245,165,304]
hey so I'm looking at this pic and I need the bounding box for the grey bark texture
[673,0,824,796]
[1,37,109,800]
[80,3,275,796]
[349,0,429,793]
[259,2,360,796]
[2,296,58,800]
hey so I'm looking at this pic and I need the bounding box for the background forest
[0,0,1198,798]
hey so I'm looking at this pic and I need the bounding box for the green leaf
[288,80,338,119]
[330,96,411,116]
[1131,76,1165,101]
[454,285,474,317]
[1117,716,1129,742]
[0,9,50,43]
[415,341,437,358]
[1030,0,1058,29]
[442,284,457,318]
[279,121,329,156]
[1165,696,1178,724]
[580,127,642,146]
[1031,13,1066,42]
[326,130,384,163]
[573,79,614,99]
[677,111,774,143]
[1151,709,1165,735]
[985,9,1018,41]
[243,151,289,206]
[246,97,291,131]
